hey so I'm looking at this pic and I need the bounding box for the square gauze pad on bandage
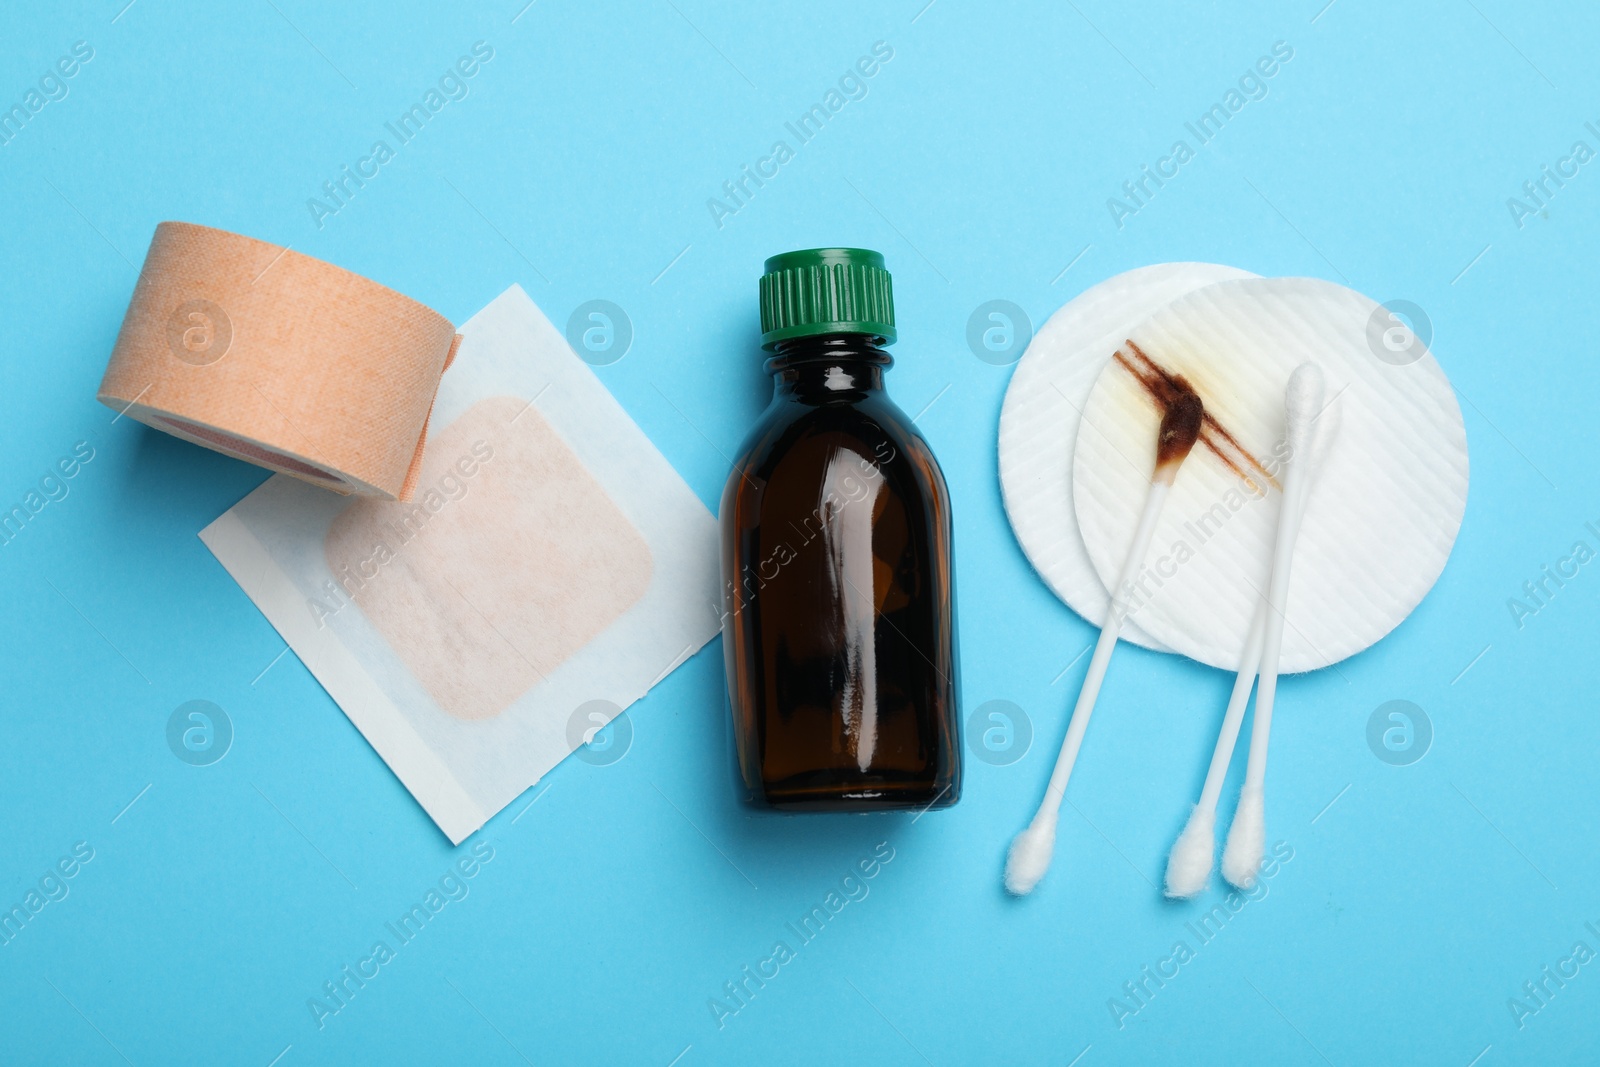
[201,285,721,842]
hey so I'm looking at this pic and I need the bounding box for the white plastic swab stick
[1167,380,1343,898]
[1164,597,1267,898]
[1006,387,1204,896]
[1220,363,1325,890]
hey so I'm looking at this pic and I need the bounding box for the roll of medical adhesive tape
[998,262,1257,652]
[97,221,460,501]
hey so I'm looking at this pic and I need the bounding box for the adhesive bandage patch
[202,285,720,842]
[324,396,654,722]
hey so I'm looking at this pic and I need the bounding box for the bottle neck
[766,334,892,403]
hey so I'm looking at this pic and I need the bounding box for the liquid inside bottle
[720,248,961,812]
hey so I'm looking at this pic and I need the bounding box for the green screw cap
[759,247,896,350]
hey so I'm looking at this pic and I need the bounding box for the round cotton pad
[999,263,1257,651]
[1073,276,1469,673]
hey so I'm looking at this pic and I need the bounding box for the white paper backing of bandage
[202,285,722,843]
[998,263,1257,651]
[1072,277,1469,673]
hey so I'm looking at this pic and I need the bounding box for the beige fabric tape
[97,221,461,500]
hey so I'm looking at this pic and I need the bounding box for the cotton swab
[1166,369,1342,898]
[1220,363,1325,889]
[1164,598,1267,898]
[1005,385,1204,896]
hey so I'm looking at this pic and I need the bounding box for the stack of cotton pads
[998,264,1469,673]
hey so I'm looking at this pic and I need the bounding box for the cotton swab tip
[1220,785,1266,889]
[1164,806,1216,899]
[1284,362,1326,458]
[1004,814,1058,896]
[1153,383,1204,479]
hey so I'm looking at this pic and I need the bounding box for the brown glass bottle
[720,248,960,812]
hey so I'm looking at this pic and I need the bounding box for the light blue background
[2,1,1596,1064]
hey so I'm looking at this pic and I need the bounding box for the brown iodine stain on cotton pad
[1114,342,1278,494]
[324,395,654,720]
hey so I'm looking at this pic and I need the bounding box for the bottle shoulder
[722,391,949,514]
[731,393,918,472]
